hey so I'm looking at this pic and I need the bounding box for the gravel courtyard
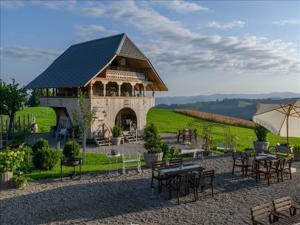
[1,156,299,225]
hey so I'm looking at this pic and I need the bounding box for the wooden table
[272,214,300,225]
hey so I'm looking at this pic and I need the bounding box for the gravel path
[1,157,299,225]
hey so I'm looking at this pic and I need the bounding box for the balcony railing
[106,66,146,81]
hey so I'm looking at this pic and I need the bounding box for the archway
[115,108,137,131]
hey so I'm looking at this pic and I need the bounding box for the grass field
[26,153,143,180]
[11,106,300,180]
[147,108,300,150]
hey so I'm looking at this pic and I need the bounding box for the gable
[117,36,146,60]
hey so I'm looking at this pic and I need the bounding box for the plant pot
[143,152,163,167]
[0,171,13,190]
[112,137,122,145]
[62,157,81,167]
[253,141,269,153]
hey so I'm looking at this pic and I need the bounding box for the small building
[26,33,167,142]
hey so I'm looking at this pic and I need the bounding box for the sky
[0,0,300,97]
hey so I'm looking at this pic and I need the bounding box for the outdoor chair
[255,160,277,186]
[122,153,141,174]
[250,203,278,225]
[198,170,215,197]
[232,152,252,176]
[273,196,300,219]
[168,158,183,167]
[283,157,293,180]
[272,158,285,183]
[151,160,167,192]
[168,172,199,205]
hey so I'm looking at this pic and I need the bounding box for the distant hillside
[156,92,300,105]
[157,98,299,120]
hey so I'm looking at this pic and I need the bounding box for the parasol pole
[286,104,293,146]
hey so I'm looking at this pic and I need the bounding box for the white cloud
[74,25,118,41]
[206,20,246,30]
[0,46,59,60]
[272,20,300,26]
[0,0,25,9]
[159,0,209,13]
[4,0,300,75]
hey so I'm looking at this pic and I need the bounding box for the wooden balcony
[106,66,146,82]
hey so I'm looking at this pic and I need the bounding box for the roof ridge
[71,33,126,47]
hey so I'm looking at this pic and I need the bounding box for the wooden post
[118,83,121,96]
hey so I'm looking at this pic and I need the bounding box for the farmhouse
[26,33,167,143]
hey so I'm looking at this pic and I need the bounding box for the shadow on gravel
[0,177,175,225]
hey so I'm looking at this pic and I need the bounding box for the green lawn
[13,106,300,180]
[147,108,300,150]
[26,152,143,180]
[16,106,56,133]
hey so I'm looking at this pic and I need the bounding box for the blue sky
[1,0,300,96]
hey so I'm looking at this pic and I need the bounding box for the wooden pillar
[118,82,122,96]
[46,88,49,97]
[103,83,106,97]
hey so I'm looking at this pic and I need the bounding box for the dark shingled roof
[26,33,151,89]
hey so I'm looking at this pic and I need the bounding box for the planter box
[0,172,13,190]
[143,152,163,167]
[253,141,269,154]
[112,137,122,145]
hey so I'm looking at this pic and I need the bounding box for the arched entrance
[115,108,137,131]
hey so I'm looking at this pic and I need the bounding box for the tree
[0,79,27,136]
[27,90,41,107]
[72,92,96,164]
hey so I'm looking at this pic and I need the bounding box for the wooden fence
[0,113,36,149]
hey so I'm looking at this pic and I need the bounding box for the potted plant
[253,124,269,153]
[143,123,164,167]
[0,149,25,190]
[112,125,122,145]
[293,145,300,161]
[62,140,81,166]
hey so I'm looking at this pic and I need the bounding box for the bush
[144,123,162,153]
[19,145,34,172]
[0,149,25,173]
[63,141,80,158]
[32,138,49,152]
[161,142,170,159]
[12,175,27,188]
[254,125,269,142]
[112,125,122,137]
[33,147,61,170]
[294,145,300,154]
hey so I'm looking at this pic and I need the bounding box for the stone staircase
[123,131,137,143]
[94,136,111,146]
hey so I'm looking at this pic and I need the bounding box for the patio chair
[198,170,215,197]
[255,160,277,186]
[151,160,167,192]
[232,152,252,176]
[272,158,285,182]
[122,153,141,174]
[273,196,300,218]
[169,172,199,205]
[250,203,277,225]
[283,157,293,180]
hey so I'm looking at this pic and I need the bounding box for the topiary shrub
[112,125,122,137]
[144,123,162,153]
[33,147,61,170]
[254,125,269,142]
[32,138,49,152]
[63,141,80,158]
